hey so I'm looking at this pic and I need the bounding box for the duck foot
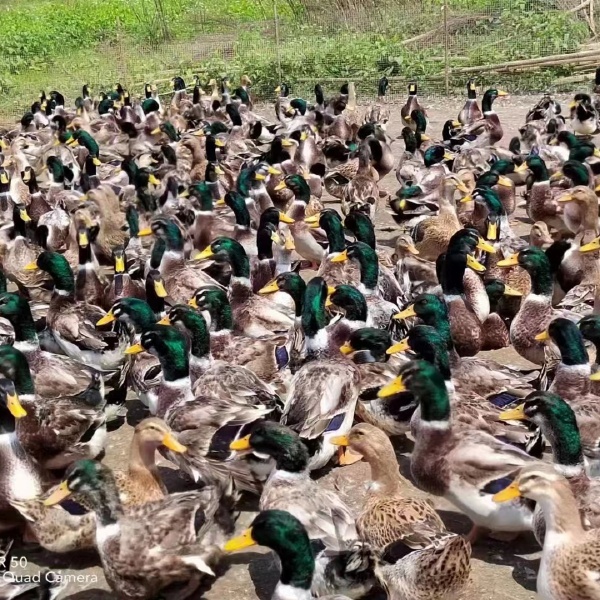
[464,524,490,545]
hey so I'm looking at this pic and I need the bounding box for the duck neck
[354,247,379,293]
[9,306,39,347]
[528,261,553,296]
[418,382,451,427]
[366,445,402,496]
[210,301,234,332]
[538,482,585,542]
[543,413,585,477]
[183,314,211,361]
[87,476,124,527]
[159,345,190,382]
[128,438,161,484]
[325,223,346,255]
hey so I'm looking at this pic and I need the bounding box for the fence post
[444,0,449,95]
[274,0,283,84]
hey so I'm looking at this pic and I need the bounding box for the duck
[0,345,106,469]
[329,241,397,327]
[230,421,356,550]
[401,82,426,129]
[381,360,538,542]
[570,93,599,135]
[458,79,483,125]
[281,277,361,470]
[189,285,291,384]
[493,464,600,600]
[332,423,472,600]
[44,459,231,600]
[498,247,577,365]
[194,237,294,337]
[25,250,128,371]
[225,509,376,600]
[498,391,600,542]
[125,326,275,493]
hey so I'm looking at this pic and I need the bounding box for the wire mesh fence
[0,0,598,123]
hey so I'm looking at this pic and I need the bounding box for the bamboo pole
[453,49,600,74]
[274,0,283,84]
[444,0,449,95]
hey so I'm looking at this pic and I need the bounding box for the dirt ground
[8,93,579,599]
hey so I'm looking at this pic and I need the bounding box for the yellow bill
[330,249,349,263]
[330,435,350,446]
[124,343,144,355]
[44,481,72,507]
[503,284,522,297]
[137,228,153,237]
[230,434,252,451]
[154,280,168,298]
[590,371,600,381]
[339,342,354,355]
[96,311,115,326]
[93,158,102,166]
[151,127,161,135]
[6,392,27,419]
[580,237,600,253]
[162,432,187,453]
[378,376,407,397]
[273,181,287,191]
[267,166,281,176]
[254,173,266,181]
[535,330,549,342]
[497,176,512,188]
[188,297,198,308]
[278,212,295,224]
[557,194,573,203]
[492,481,521,503]
[497,253,519,267]
[24,261,38,271]
[19,209,31,223]
[215,139,226,148]
[477,238,496,253]
[466,254,486,273]
[486,222,497,241]
[115,256,125,274]
[386,338,410,354]
[497,90,509,97]
[148,174,160,186]
[157,316,171,326]
[394,305,416,320]
[498,404,526,421]
[258,280,280,295]
[224,528,256,552]
[514,162,529,173]
[194,246,215,260]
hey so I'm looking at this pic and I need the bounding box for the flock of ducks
[1,72,600,599]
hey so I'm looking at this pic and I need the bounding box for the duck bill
[477,238,496,253]
[194,246,215,260]
[19,209,31,223]
[330,435,350,446]
[137,228,153,237]
[44,481,72,507]
[154,280,168,298]
[148,174,160,186]
[268,166,281,176]
[339,342,354,355]
[258,280,280,295]
[580,237,600,253]
[157,316,171,326]
[498,403,526,421]
[492,481,521,503]
[188,297,199,308]
[386,338,410,354]
[96,311,116,326]
[590,371,600,381]
[460,195,472,204]
[278,212,295,224]
[284,236,296,251]
[466,254,486,273]
[124,343,144,355]
[486,222,498,241]
[24,261,39,271]
[535,330,550,342]
[393,305,416,320]
[224,528,256,552]
[254,173,266,181]
[115,256,125,274]
[330,249,348,263]
[7,393,27,419]
[378,376,407,397]
[497,253,519,267]
[497,90,509,97]
[162,432,187,453]
[304,214,320,225]
[514,162,529,173]
[230,434,252,451]
[503,285,522,297]
[497,176,512,188]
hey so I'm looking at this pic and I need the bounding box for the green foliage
[0,0,593,122]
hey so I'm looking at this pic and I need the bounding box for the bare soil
[9,94,572,599]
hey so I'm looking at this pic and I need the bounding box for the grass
[0,0,593,122]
